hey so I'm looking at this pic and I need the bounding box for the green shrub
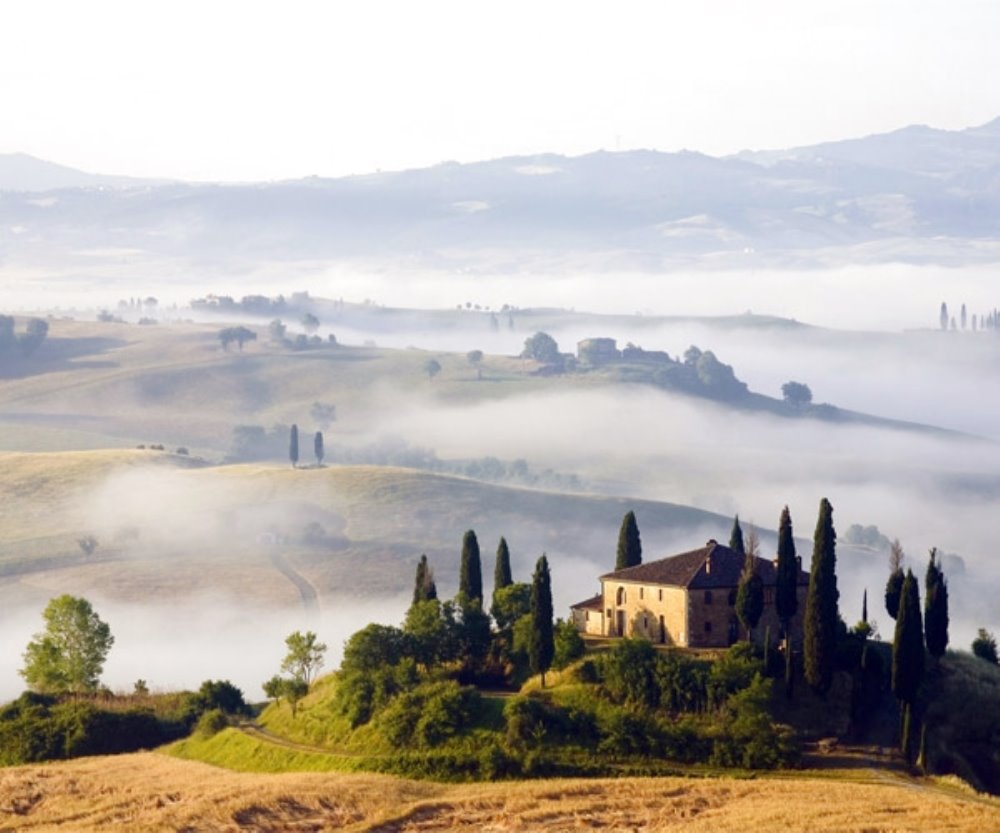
[707,642,762,709]
[553,619,586,669]
[597,708,658,756]
[654,651,710,713]
[710,674,799,769]
[194,708,229,738]
[378,681,480,748]
[600,639,658,708]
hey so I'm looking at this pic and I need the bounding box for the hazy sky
[2,0,999,181]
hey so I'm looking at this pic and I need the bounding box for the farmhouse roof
[599,541,808,589]
[570,594,603,611]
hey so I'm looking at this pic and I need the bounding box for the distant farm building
[570,540,809,648]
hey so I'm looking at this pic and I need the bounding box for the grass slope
[0,750,995,832]
[0,449,726,604]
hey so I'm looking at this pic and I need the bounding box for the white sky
[2,0,999,181]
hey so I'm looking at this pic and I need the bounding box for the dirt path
[237,723,364,757]
[269,552,319,612]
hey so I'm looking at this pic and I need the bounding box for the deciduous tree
[736,550,764,641]
[885,539,905,620]
[281,630,327,686]
[21,595,114,694]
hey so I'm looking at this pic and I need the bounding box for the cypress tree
[924,548,949,660]
[615,510,642,570]
[892,570,925,760]
[885,538,905,620]
[804,498,839,695]
[314,431,324,466]
[729,515,745,556]
[412,554,437,605]
[529,554,554,687]
[459,530,482,602]
[735,551,764,641]
[494,537,512,592]
[862,588,868,624]
[774,506,799,640]
[289,424,299,468]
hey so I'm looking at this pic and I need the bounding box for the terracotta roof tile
[600,541,809,589]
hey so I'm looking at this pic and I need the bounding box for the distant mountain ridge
[2,116,1000,268]
[0,152,170,192]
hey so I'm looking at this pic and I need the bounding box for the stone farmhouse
[570,539,809,649]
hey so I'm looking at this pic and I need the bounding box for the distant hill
[0,449,729,608]
[2,117,1000,267]
[0,152,169,192]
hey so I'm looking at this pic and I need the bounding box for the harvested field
[0,752,996,832]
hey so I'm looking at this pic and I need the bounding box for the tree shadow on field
[0,336,126,379]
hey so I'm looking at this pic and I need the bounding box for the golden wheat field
[0,752,996,832]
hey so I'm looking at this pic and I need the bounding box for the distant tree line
[939,301,1000,332]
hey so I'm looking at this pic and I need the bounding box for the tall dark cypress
[529,554,554,687]
[289,424,299,468]
[459,529,482,602]
[615,510,642,570]
[494,537,513,592]
[804,498,839,695]
[924,549,949,660]
[314,431,324,466]
[775,506,799,638]
[893,570,925,760]
[735,552,764,641]
[412,554,436,605]
[729,515,745,556]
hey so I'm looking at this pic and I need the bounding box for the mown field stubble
[0,752,996,832]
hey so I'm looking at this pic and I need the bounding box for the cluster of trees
[939,301,1000,332]
[288,424,325,468]
[332,531,577,736]
[268,317,337,351]
[883,541,954,762]
[263,631,327,716]
[0,315,49,358]
[217,326,257,351]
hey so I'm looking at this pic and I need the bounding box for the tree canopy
[21,595,114,694]
[281,630,327,685]
[781,381,813,406]
[520,332,560,364]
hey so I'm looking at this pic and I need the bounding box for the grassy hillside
[0,750,994,832]
[0,449,726,606]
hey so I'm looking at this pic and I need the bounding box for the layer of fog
[4,257,1000,332]
[0,592,410,705]
[367,385,1000,644]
